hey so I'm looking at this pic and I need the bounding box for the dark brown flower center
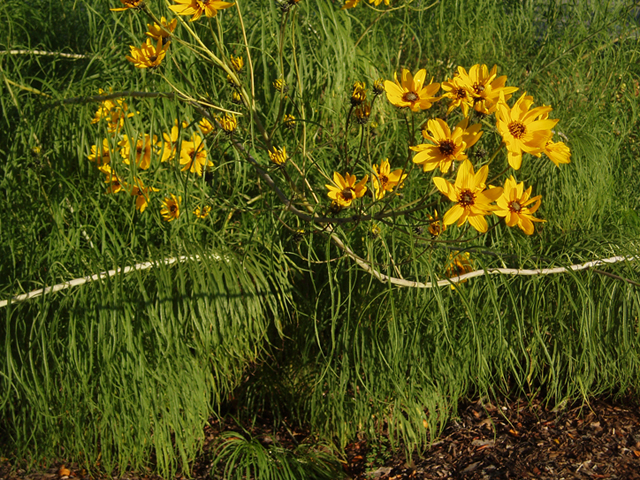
[455,88,467,99]
[509,201,522,213]
[169,204,177,213]
[458,189,475,207]
[508,121,526,139]
[149,55,158,63]
[380,175,389,185]
[403,91,418,102]
[472,83,485,95]
[341,188,355,201]
[439,140,456,156]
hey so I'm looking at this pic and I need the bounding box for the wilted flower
[193,205,212,219]
[542,139,571,166]
[273,78,288,94]
[269,146,288,166]
[372,79,385,96]
[354,102,371,124]
[283,114,296,130]
[446,251,473,288]
[428,210,446,237]
[229,55,244,71]
[351,81,367,106]
[198,117,216,135]
[217,113,238,134]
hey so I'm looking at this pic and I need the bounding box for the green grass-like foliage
[1,0,639,477]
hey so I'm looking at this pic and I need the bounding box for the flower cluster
[87,92,223,221]
[323,63,571,237]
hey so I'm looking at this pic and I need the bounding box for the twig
[0,49,90,59]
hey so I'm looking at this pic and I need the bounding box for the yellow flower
[229,55,244,72]
[193,205,212,219]
[351,81,367,106]
[198,117,216,135]
[427,210,446,237]
[91,90,134,133]
[446,251,473,288]
[160,119,183,162]
[130,178,159,213]
[495,92,558,170]
[283,114,296,129]
[231,90,243,104]
[179,134,212,176]
[433,160,503,233]
[145,17,177,43]
[126,38,170,69]
[88,139,111,167]
[341,0,389,8]
[269,146,288,166]
[169,0,234,22]
[217,113,237,134]
[542,139,571,166]
[494,176,544,235]
[411,117,482,173]
[341,0,360,9]
[372,159,406,199]
[325,172,369,208]
[383,69,440,112]
[453,64,519,115]
[161,194,181,222]
[273,78,288,94]
[373,79,385,96]
[98,165,125,194]
[441,74,473,117]
[119,134,159,170]
[111,0,144,11]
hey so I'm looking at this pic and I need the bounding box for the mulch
[2,397,640,480]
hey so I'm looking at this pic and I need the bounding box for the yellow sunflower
[411,117,482,173]
[179,134,212,176]
[145,17,177,43]
[542,139,571,166]
[493,176,544,235]
[161,195,181,222]
[433,160,503,233]
[326,172,368,208]
[130,178,159,213]
[169,0,234,21]
[495,92,558,170]
[383,69,440,112]
[126,38,170,69]
[372,159,406,199]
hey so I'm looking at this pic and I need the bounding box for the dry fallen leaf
[58,465,71,478]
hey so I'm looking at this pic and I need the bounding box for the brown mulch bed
[2,397,640,480]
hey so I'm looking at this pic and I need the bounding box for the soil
[2,397,640,480]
